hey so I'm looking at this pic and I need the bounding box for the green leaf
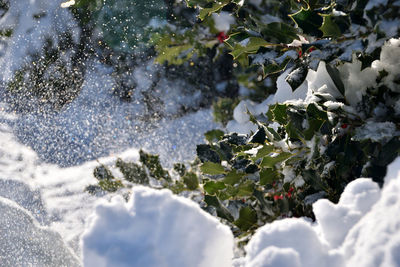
[261,22,299,44]
[303,103,329,140]
[263,57,292,78]
[200,162,226,175]
[224,32,251,49]
[236,180,255,197]
[93,165,114,181]
[269,104,288,125]
[183,172,199,190]
[266,127,282,141]
[254,145,274,159]
[285,120,302,139]
[249,127,266,144]
[198,1,230,20]
[223,170,244,185]
[234,206,257,231]
[204,181,226,194]
[116,159,149,184]
[306,103,328,120]
[285,65,308,91]
[204,195,234,222]
[204,129,225,143]
[319,15,342,38]
[253,190,274,216]
[230,37,274,60]
[290,8,323,37]
[260,152,293,168]
[139,150,171,181]
[259,168,279,185]
[325,63,345,95]
[98,179,123,192]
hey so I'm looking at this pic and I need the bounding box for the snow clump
[82,186,234,267]
[243,158,400,267]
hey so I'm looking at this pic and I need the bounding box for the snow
[371,38,400,92]
[241,161,400,267]
[10,60,218,167]
[305,61,343,102]
[77,156,400,267]
[353,121,397,143]
[0,196,80,266]
[341,177,400,267]
[0,0,78,81]
[81,186,234,267]
[244,218,344,267]
[365,0,389,10]
[313,178,381,248]
[212,11,236,32]
[227,97,273,134]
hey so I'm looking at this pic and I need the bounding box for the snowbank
[244,218,344,267]
[82,186,234,267]
[0,196,80,266]
[243,159,400,267]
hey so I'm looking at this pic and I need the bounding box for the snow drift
[81,186,234,267]
[0,196,79,266]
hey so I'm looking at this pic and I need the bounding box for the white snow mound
[82,186,234,267]
[243,158,400,267]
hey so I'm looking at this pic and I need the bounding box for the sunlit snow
[0,0,400,266]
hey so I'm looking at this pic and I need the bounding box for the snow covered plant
[87,38,400,243]
[151,0,400,101]
[0,0,83,112]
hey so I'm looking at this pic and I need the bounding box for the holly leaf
[234,206,257,231]
[261,22,299,44]
[263,57,292,78]
[286,65,308,91]
[260,152,293,168]
[223,170,244,185]
[199,0,230,20]
[268,104,288,125]
[236,180,255,197]
[259,168,279,185]
[254,145,274,160]
[290,8,323,37]
[249,127,266,144]
[230,37,275,60]
[182,172,199,190]
[204,195,234,222]
[204,181,226,194]
[325,63,345,95]
[319,14,342,38]
[200,162,226,175]
[204,129,225,144]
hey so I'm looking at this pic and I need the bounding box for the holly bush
[87,49,400,238]
[152,0,399,99]
[85,0,400,243]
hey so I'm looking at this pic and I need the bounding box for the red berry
[307,47,316,53]
[341,123,348,129]
[217,32,228,43]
